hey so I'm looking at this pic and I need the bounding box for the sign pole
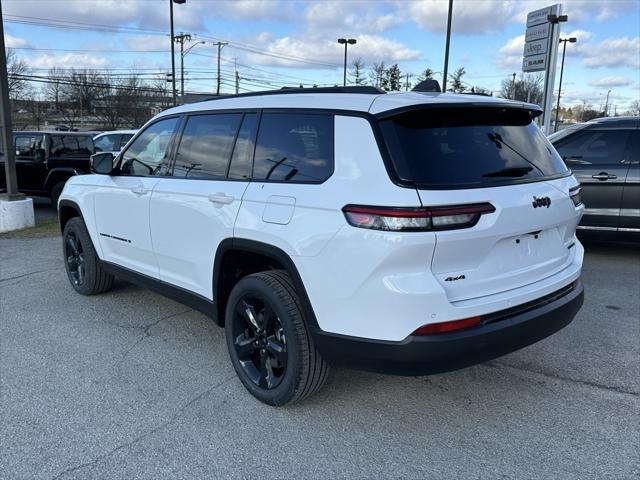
[542,6,562,134]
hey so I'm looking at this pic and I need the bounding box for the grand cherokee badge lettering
[532,196,551,208]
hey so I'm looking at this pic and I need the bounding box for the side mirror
[90,152,115,174]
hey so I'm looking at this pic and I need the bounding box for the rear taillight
[569,186,582,207]
[411,316,481,335]
[342,203,495,232]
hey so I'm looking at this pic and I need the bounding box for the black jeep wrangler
[0,131,94,207]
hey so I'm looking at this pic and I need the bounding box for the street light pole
[337,38,356,87]
[604,89,612,116]
[554,37,577,132]
[442,0,453,92]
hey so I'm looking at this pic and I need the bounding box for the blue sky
[4,0,639,111]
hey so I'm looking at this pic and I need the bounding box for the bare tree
[369,62,386,88]
[350,58,366,85]
[6,49,31,100]
[44,67,65,112]
[499,73,543,105]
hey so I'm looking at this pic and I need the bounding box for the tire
[50,181,66,209]
[225,270,329,406]
[62,217,114,295]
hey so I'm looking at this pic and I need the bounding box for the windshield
[379,107,569,189]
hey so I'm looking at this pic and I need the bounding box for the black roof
[192,85,386,103]
[14,131,96,136]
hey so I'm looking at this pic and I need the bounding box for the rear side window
[50,135,94,158]
[94,134,118,152]
[14,135,44,158]
[554,129,630,166]
[173,113,242,179]
[119,134,135,149]
[253,113,334,183]
[379,107,569,189]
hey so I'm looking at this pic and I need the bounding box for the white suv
[58,86,585,405]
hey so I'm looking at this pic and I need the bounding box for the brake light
[342,203,495,232]
[412,316,481,335]
[569,186,582,207]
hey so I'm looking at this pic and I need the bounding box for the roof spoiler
[412,80,441,93]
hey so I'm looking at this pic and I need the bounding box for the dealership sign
[522,4,560,73]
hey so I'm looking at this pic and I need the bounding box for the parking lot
[1,206,638,479]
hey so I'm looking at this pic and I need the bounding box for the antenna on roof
[412,80,442,93]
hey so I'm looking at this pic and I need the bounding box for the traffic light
[166,73,173,83]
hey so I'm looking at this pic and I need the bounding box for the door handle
[131,185,149,195]
[208,193,234,205]
[591,172,617,181]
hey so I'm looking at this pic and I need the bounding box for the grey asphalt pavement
[1,225,638,479]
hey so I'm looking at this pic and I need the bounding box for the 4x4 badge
[532,196,551,208]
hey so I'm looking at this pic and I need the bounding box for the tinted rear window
[253,113,334,183]
[379,107,569,189]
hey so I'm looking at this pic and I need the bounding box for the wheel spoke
[260,303,275,331]
[66,236,78,254]
[266,338,287,366]
[235,333,257,359]
[237,300,261,332]
[258,350,270,389]
[67,255,77,267]
[77,263,85,285]
[265,356,277,389]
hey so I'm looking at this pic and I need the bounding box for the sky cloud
[589,76,634,88]
[28,53,109,70]
[579,37,640,69]
[408,0,512,34]
[245,34,420,69]
[5,34,30,49]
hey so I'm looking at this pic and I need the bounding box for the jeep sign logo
[532,196,552,208]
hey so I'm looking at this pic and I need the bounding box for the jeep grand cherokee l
[57,86,584,405]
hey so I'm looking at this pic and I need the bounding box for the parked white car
[59,86,584,405]
[93,129,137,154]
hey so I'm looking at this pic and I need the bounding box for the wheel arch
[213,238,319,329]
[44,168,81,192]
[58,199,83,234]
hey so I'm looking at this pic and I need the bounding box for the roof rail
[191,85,386,103]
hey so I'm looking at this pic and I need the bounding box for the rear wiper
[483,167,533,178]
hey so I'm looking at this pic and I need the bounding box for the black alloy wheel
[224,270,329,406]
[62,217,114,295]
[230,294,288,390]
[65,231,85,286]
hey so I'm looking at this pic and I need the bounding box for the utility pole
[234,58,239,94]
[211,41,228,95]
[511,72,517,99]
[442,0,454,92]
[174,33,192,98]
[405,73,410,91]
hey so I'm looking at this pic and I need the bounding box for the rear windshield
[379,107,569,189]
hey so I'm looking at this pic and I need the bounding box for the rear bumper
[311,280,584,376]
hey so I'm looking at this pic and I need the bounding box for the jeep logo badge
[532,196,551,208]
